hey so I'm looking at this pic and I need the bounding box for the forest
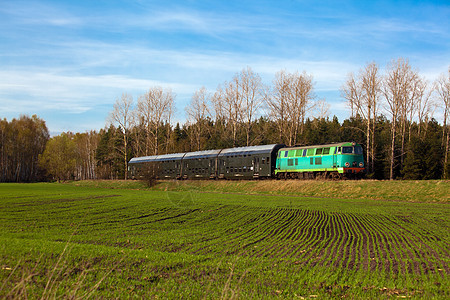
[1,59,449,182]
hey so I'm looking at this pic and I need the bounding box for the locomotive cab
[336,143,365,176]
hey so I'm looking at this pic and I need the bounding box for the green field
[0,180,449,299]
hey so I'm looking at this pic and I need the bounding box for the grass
[0,180,449,298]
[72,179,449,202]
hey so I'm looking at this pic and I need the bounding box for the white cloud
[0,69,196,115]
[0,1,82,27]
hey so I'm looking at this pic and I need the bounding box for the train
[128,142,365,180]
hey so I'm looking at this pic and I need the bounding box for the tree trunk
[390,120,396,180]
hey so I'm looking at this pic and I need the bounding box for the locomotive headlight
[359,162,364,168]
[345,162,350,167]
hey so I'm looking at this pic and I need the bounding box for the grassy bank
[1,182,449,298]
[72,179,449,202]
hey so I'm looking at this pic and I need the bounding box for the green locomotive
[275,142,365,179]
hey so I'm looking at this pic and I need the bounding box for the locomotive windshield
[342,146,353,154]
[354,146,363,154]
[342,146,363,154]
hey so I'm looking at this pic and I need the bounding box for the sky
[1,0,449,135]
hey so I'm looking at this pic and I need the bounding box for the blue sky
[1,0,449,134]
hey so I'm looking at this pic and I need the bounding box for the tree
[136,87,174,155]
[342,62,381,174]
[435,67,450,178]
[383,58,419,179]
[185,86,211,151]
[267,70,314,146]
[39,133,77,182]
[0,115,49,182]
[95,126,123,179]
[73,131,99,180]
[402,119,443,179]
[212,80,243,147]
[237,67,265,146]
[109,93,133,180]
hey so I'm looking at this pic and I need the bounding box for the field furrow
[1,182,448,299]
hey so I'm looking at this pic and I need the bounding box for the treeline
[0,115,49,182]
[95,115,447,180]
[1,59,449,181]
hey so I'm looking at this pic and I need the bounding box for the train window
[262,157,265,164]
[278,152,281,158]
[284,151,288,157]
[316,148,323,155]
[295,158,298,165]
[296,149,302,156]
[323,148,330,155]
[342,146,353,154]
[354,146,363,154]
[288,151,295,157]
[307,148,314,156]
[303,149,307,156]
[337,147,341,154]
[267,157,270,163]
[288,159,294,166]
[310,158,314,165]
[315,157,322,165]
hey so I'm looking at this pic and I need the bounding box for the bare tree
[435,67,450,178]
[266,70,290,143]
[267,70,314,146]
[342,62,381,174]
[108,93,133,180]
[291,71,315,138]
[412,79,433,137]
[237,67,264,146]
[74,131,99,180]
[383,58,421,180]
[185,86,211,151]
[314,99,330,120]
[136,87,174,155]
[211,80,243,147]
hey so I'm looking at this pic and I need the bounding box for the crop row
[113,204,449,278]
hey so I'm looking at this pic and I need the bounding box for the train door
[333,147,337,168]
[209,159,216,178]
[253,156,260,177]
[333,146,341,168]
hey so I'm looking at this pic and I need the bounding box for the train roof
[279,142,360,151]
[129,144,286,164]
[129,152,185,164]
[218,144,284,157]
[183,149,222,160]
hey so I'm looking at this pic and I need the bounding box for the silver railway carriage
[128,144,285,180]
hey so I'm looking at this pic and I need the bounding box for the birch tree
[136,87,174,155]
[211,80,243,147]
[237,67,264,146]
[185,86,211,151]
[267,70,314,146]
[109,93,133,180]
[342,62,380,174]
[383,58,419,179]
[435,67,450,178]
